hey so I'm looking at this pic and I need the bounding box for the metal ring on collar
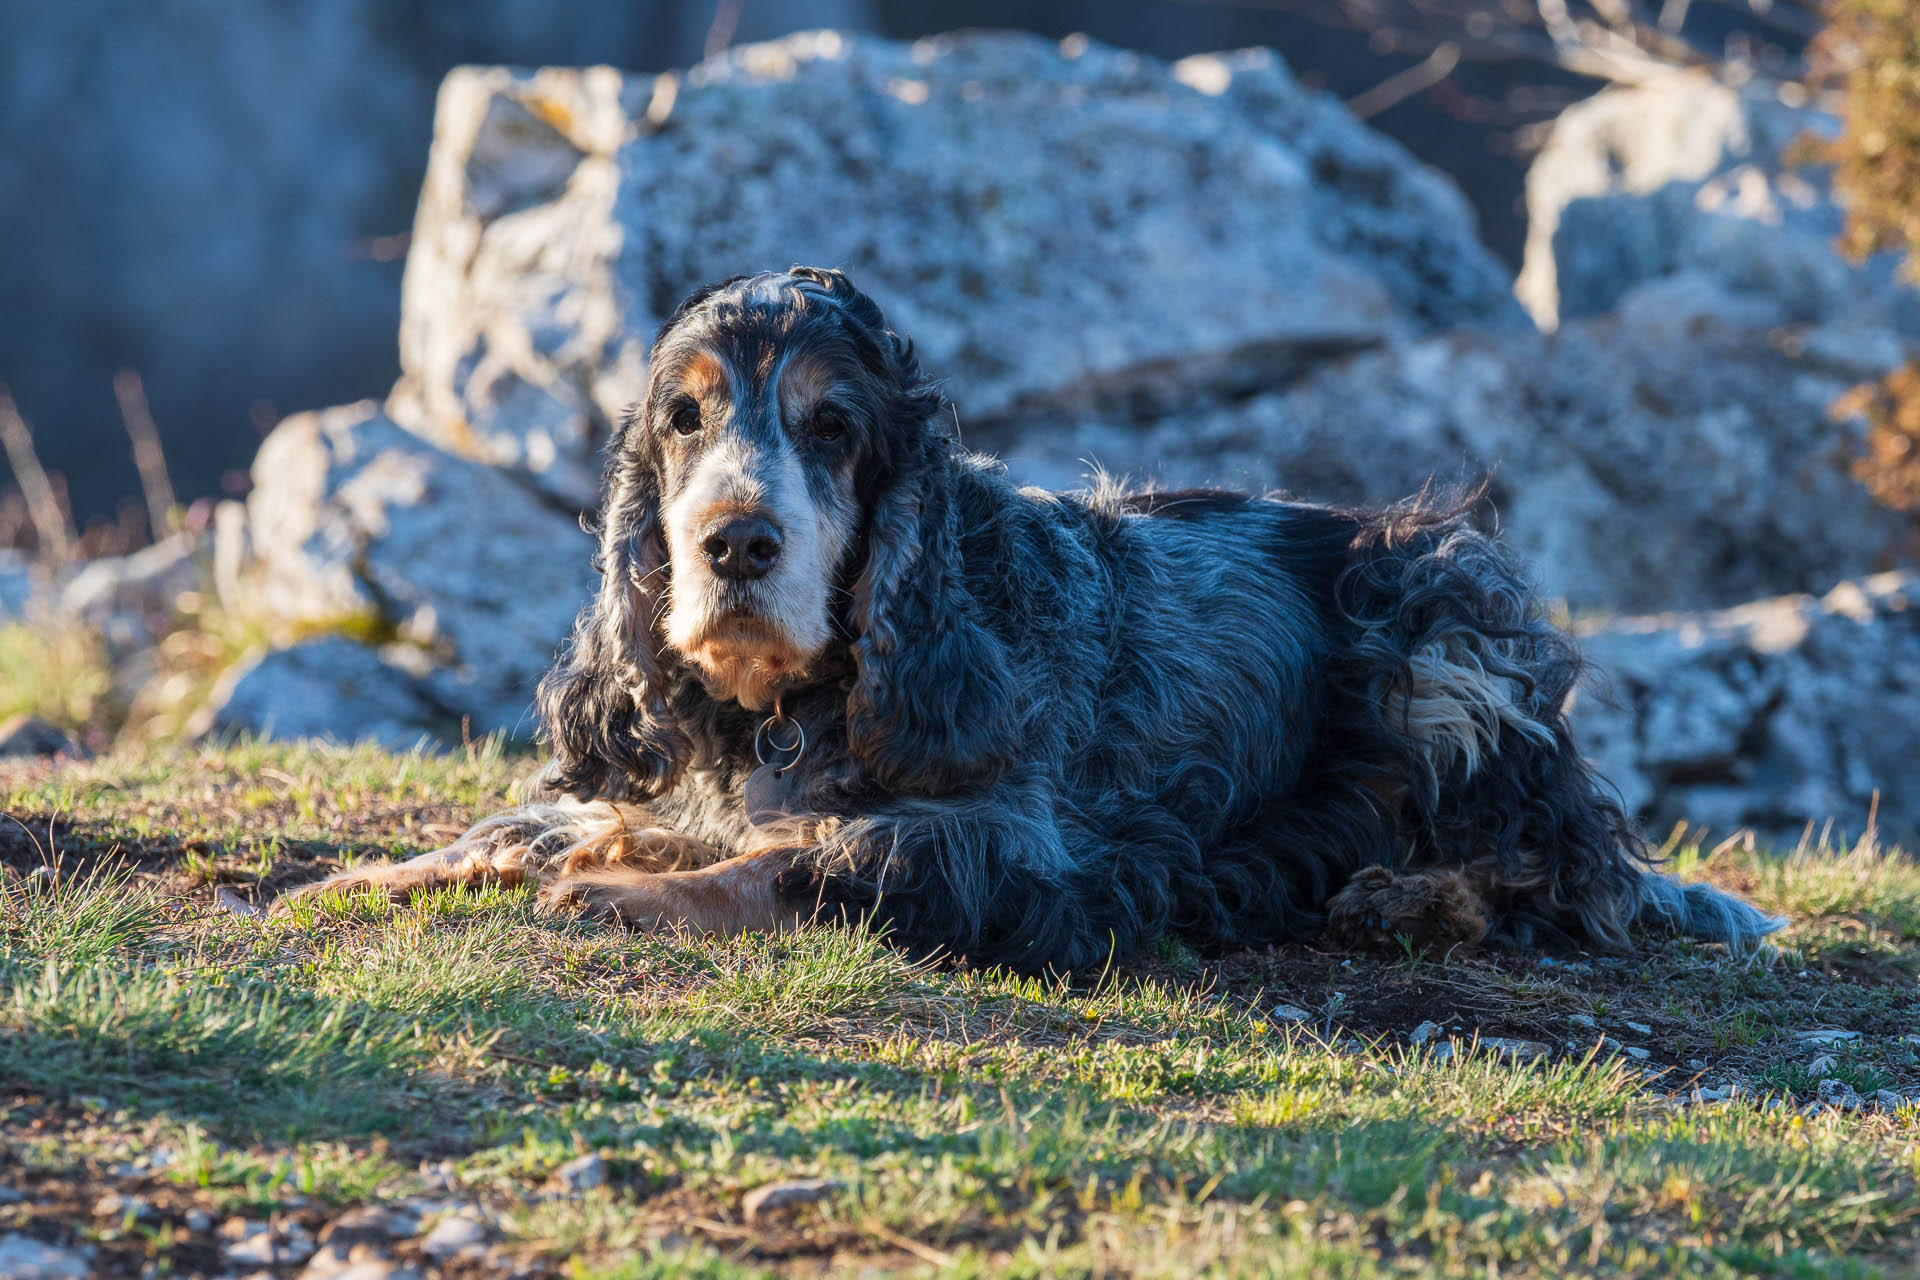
[753,714,806,772]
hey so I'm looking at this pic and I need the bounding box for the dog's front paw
[539,876,670,929]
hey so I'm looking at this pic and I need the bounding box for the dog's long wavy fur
[288,267,1781,969]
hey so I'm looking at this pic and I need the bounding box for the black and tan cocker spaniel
[280,267,1780,968]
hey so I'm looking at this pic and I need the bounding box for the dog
[278,266,1782,969]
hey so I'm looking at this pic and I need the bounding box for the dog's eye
[810,410,846,442]
[668,402,702,437]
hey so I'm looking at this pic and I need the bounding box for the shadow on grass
[0,961,463,1143]
[0,806,443,898]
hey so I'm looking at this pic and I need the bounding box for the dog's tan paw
[539,876,670,929]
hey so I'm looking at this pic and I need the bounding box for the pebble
[1408,1020,1441,1046]
[93,1192,152,1220]
[1624,1046,1651,1061]
[418,1160,457,1193]
[0,715,85,759]
[420,1214,491,1260]
[1807,1054,1838,1077]
[742,1178,842,1225]
[305,1213,418,1280]
[321,1206,421,1244]
[1481,1037,1550,1063]
[322,1264,423,1280]
[1816,1077,1867,1111]
[0,1234,91,1279]
[1795,1029,1863,1046]
[184,1210,214,1232]
[228,1224,317,1267]
[551,1153,609,1192]
[1566,1014,1597,1029]
[1623,1021,1652,1036]
[302,1242,414,1280]
[1876,1090,1909,1112]
[1271,1004,1312,1023]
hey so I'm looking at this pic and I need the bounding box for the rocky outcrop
[1516,73,1920,336]
[391,31,1522,504]
[186,29,1918,852]
[1571,572,1920,847]
[245,401,593,737]
[981,273,1912,613]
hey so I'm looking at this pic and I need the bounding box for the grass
[0,614,116,741]
[0,742,1916,1277]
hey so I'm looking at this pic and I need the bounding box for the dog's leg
[539,845,808,937]
[270,837,531,913]
[554,820,719,876]
[272,799,720,914]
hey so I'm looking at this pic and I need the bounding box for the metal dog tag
[746,699,810,828]
[744,763,810,828]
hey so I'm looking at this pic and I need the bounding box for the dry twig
[0,384,75,564]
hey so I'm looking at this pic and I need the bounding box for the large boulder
[977,274,1912,613]
[1516,73,1920,335]
[244,401,594,737]
[1571,572,1920,849]
[391,30,1523,504]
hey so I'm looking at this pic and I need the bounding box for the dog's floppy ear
[534,424,691,801]
[846,432,1020,797]
[788,265,1017,794]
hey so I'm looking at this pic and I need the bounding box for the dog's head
[536,267,1017,800]
[640,268,932,707]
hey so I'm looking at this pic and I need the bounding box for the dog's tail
[1334,492,1783,951]
[1632,871,1786,947]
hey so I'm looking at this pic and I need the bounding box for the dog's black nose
[702,514,783,580]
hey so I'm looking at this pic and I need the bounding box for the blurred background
[5,0,1919,850]
[1,0,1821,536]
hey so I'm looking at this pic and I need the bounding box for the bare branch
[0,385,75,564]
[704,0,743,60]
[1348,41,1462,117]
[113,370,178,544]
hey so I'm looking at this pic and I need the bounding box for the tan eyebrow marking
[677,349,732,404]
[776,356,838,423]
